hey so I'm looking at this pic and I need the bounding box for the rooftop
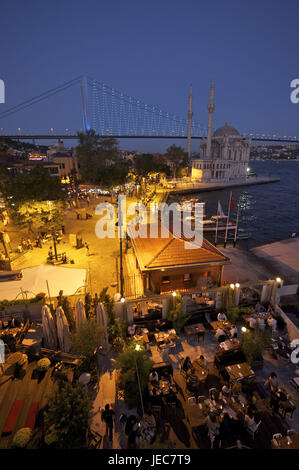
[128,222,230,271]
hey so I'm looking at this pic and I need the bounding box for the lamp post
[134,344,145,416]
[118,195,125,298]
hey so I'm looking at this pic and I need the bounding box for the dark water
[177,161,299,248]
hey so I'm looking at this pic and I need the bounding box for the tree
[115,342,154,406]
[15,200,65,233]
[72,319,104,360]
[45,382,92,448]
[76,130,119,184]
[0,167,66,232]
[0,167,65,204]
[165,145,187,178]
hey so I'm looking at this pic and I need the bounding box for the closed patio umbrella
[55,306,71,353]
[96,302,108,347]
[75,299,86,330]
[41,304,57,350]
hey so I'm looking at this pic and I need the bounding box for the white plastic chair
[188,396,196,405]
[246,420,261,439]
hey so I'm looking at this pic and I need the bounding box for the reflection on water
[173,161,299,249]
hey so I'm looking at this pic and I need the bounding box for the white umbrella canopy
[75,299,87,330]
[96,302,108,347]
[55,306,71,353]
[41,304,57,350]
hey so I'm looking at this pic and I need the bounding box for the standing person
[85,242,90,256]
[101,404,115,441]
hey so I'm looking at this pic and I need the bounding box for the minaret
[206,77,215,158]
[187,84,193,161]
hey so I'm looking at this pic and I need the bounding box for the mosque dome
[213,121,240,137]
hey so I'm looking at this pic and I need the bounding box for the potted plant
[225,289,250,323]
[115,343,153,409]
[167,292,190,332]
[12,427,32,448]
[13,352,28,379]
[241,327,270,368]
[36,357,51,381]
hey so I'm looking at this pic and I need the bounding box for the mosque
[190,80,251,182]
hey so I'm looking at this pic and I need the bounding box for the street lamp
[134,344,145,416]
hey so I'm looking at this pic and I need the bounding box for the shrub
[241,327,270,364]
[36,357,51,372]
[72,319,103,360]
[44,425,59,446]
[167,292,189,331]
[112,336,125,353]
[12,352,28,367]
[12,427,32,448]
[45,382,92,448]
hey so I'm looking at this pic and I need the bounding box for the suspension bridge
[0,75,298,143]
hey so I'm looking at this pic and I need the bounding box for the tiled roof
[128,222,230,271]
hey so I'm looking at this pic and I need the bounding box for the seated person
[230,325,238,339]
[161,369,173,384]
[221,384,231,398]
[150,388,163,406]
[186,371,199,392]
[248,316,257,329]
[149,370,159,384]
[265,372,279,394]
[181,356,193,373]
[155,319,166,331]
[215,327,226,343]
[127,323,136,337]
[267,316,277,332]
[205,413,220,439]
[143,411,156,428]
[217,312,227,322]
[210,388,220,403]
[257,316,265,330]
[198,355,209,371]
[255,302,264,313]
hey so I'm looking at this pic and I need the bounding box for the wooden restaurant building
[128,223,231,296]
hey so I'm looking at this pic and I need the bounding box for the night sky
[1,0,299,152]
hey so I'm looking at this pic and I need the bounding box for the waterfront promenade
[159,175,280,196]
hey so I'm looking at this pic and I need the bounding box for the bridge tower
[206,77,215,158]
[187,84,193,161]
[80,75,91,134]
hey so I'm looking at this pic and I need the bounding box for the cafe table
[148,379,176,397]
[186,402,207,429]
[192,358,209,382]
[210,320,233,332]
[154,329,177,344]
[271,434,299,449]
[218,338,240,352]
[184,323,205,336]
[225,362,255,382]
